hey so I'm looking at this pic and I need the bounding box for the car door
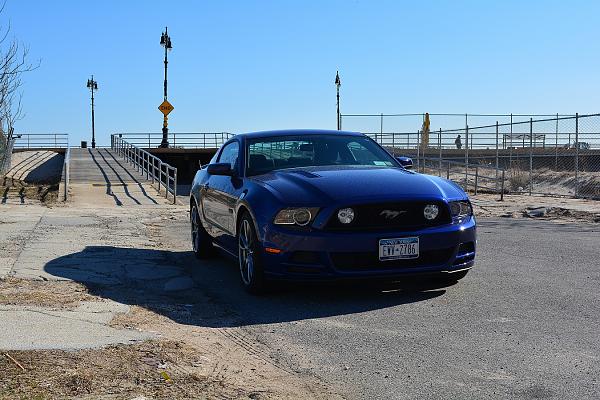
[202,140,243,249]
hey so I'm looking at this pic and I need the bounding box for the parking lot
[1,198,598,399]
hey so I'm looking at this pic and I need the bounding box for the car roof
[237,129,363,139]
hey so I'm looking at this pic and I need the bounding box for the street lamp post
[335,71,341,130]
[86,76,98,148]
[159,27,172,148]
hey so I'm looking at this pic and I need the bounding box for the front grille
[331,247,455,271]
[325,201,451,231]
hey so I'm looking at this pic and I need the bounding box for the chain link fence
[355,113,599,200]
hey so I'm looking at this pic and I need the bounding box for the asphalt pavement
[174,218,600,400]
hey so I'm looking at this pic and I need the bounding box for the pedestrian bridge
[68,148,171,207]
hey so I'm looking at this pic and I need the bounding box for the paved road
[171,218,600,399]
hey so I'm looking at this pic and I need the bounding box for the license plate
[379,237,419,261]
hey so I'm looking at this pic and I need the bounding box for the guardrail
[112,132,234,149]
[13,133,69,149]
[111,135,178,204]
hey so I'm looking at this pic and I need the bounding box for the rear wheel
[191,203,214,259]
[238,213,266,294]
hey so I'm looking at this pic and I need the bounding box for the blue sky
[3,0,599,145]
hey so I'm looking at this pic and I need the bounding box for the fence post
[438,128,442,177]
[416,130,420,172]
[158,161,162,192]
[465,125,469,187]
[173,168,177,205]
[495,121,499,192]
[474,166,479,195]
[500,169,505,201]
[447,162,450,179]
[575,113,579,198]
[509,113,513,168]
[555,113,559,171]
[529,118,533,196]
[165,167,169,199]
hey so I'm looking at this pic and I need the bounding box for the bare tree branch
[1,2,39,138]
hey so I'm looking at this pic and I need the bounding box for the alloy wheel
[238,219,254,285]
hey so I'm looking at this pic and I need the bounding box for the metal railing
[112,132,234,149]
[364,113,600,200]
[111,135,178,204]
[61,147,71,201]
[13,133,69,149]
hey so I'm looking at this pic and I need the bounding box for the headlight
[337,208,355,224]
[449,201,472,220]
[274,208,318,226]
[423,204,439,220]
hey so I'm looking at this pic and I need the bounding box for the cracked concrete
[0,300,154,350]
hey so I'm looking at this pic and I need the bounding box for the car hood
[250,166,466,205]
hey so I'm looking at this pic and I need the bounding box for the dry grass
[0,278,95,308]
[0,340,250,400]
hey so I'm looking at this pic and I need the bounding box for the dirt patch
[471,193,600,223]
[0,180,59,205]
[0,340,259,400]
[0,278,95,308]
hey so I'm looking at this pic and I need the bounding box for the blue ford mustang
[190,130,476,293]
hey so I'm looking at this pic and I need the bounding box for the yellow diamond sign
[158,100,174,116]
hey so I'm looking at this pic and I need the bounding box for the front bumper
[259,216,476,281]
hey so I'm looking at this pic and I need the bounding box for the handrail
[62,147,71,201]
[113,132,234,149]
[13,133,69,149]
[111,135,178,204]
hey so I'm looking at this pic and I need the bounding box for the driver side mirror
[396,156,413,169]
[207,162,235,176]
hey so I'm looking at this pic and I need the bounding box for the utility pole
[159,27,173,148]
[335,71,341,130]
[86,76,98,148]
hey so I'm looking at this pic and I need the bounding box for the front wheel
[238,213,266,294]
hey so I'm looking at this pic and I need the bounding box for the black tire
[191,203,214,259]
[237,213,266,294]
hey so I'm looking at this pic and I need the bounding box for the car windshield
[246,134,397,176]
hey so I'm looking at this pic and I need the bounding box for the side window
[217,141,239,169]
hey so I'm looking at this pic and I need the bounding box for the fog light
[338,208,355,224]
[424,204,439,220]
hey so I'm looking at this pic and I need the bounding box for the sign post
[158,100,174,148]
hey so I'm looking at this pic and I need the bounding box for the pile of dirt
[0,340,257,400]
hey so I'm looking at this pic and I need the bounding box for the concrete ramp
[69,148,168,206]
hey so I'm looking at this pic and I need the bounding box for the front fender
[234,183,283,242]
